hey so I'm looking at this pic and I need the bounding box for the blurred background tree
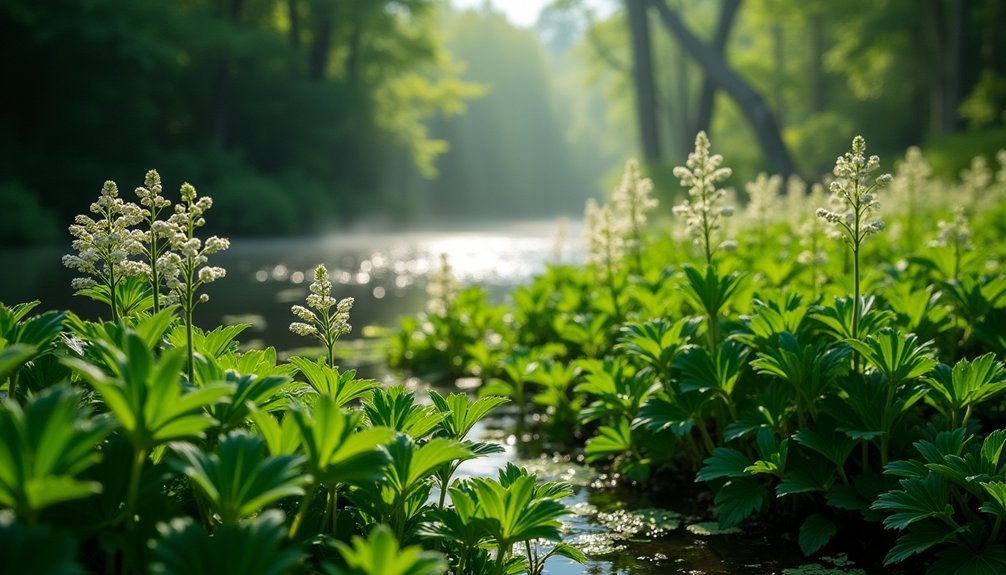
[1,0,1003,244]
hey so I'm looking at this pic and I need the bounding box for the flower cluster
[672,131,735,265]
[612,159,658,275]
[784,175,807,230]
[290,264,353,365]
[888,146,933,248]
[133,169,173,312]
[960,154,992,211]
[158,183,229,307]
[930,207,972,250]
[62,181,148,320]
[797,183,829,267]
[426,253,460,317]
[613,159,658,233]
[584,198,625,280]
[815,135,891,243]
[744,172,783,228]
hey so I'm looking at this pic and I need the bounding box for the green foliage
[171,432,306,525]
[0,385,113,522]
[0,514,84,575]
[329,524,447,575]
[64,334,231,452]
[151,511,304,575]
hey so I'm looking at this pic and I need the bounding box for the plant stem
[328,486,338,536]
[124,447,148,529]
[9,372,18,405]
[185,304,195,383]
[494,543,511,575]
[110,267,119,324]
[836,462,851,486]
[289,486,316,539]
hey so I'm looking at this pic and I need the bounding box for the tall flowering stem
[585,198,625,318]
[426,254,460,318]
[796,183,828,299]
[290,264,354,368]
[612,159,658,277]
[134,170,172,313]
[672,132,735,267]
[929,207,973,282]
[160,183,229,382]
[62,181,147,323]
[816,135,891,342]
[744,172,782,251]
[890,147,931,251]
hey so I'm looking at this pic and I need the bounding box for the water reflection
[0,220,583,360]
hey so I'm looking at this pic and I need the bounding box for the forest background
[1,0,1003,245]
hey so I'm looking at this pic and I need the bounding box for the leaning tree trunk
[694,0,740,136]
[627,0,662,163]
[650,0,794,175]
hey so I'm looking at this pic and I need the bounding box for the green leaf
[980,481,1006,519]
[330,524,447,575]
[794,425,857,467]
[0,343,36,382]
[798,514,837,556]
[151,511,304,575]
[365,386,443,439]
[429,391,508,440]
[0,384,113,519]
[548,542,587,564]
[290,356,378,407]
[384,435,469,495]
[64,333,230,450]
[930,543,1006,575]
[884,521,956,565]
[470,474,567,545]
[714,478,766,529]
[846,329,938,385]
[172,432,306,525]
[872,474,953,531]
[290,398,393,487]
[697,448,752,482]
[584,419,633,463]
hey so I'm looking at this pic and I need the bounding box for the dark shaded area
[0,0,467,243]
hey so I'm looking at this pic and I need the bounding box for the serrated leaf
[714,478,766,528]
[799,514,837,556]
[697,448,752,482]
[884,521,955,565]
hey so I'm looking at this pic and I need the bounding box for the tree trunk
[626,0,661,162]
[693,0,739,137]
[926,0,969,134]
[650,0,794,175]
[287,0,302,51]
[212,0,245,147]
[308,1,335,81]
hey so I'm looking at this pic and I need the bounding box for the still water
[0,220,877,575]
[0,220,581,355]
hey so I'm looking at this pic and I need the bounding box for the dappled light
[1,1,1005,574]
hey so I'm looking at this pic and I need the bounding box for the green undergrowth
[0,170,585,575]
[389,135,1006,574]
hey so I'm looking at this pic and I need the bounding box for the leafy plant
[328,524,447,575]
[151,510,304,575]
[0,385,113,524]
[171,432,306,526]
[64,333,231,526]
